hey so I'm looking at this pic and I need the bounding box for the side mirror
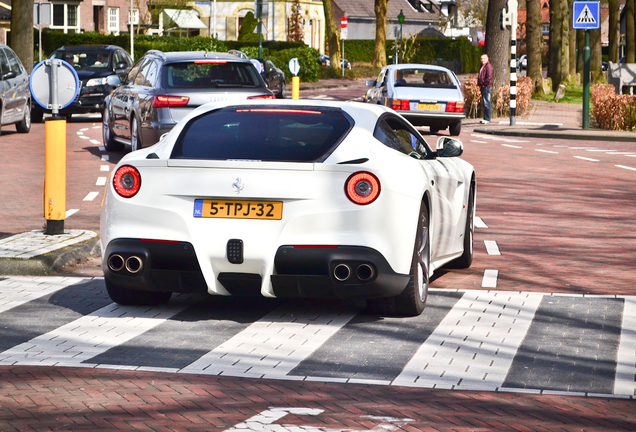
[115,61,128,71]
[106,75,122,87]
[436,136,463,158]
[1,71,17,81]
[365,80,376,87]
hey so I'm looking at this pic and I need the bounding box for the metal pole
[50,60,59,116]
[130,0,134,61]
[342,37,345,77]
[508,0,518,126]
[583,29,590,129]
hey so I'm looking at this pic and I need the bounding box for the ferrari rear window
[171,106,353,162]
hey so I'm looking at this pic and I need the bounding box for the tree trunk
[373,0,388,67]
[608,0,620,63]
[559,0,570,84]
[485,0,511,91]
[627,0,635,63]
[568,0,576,81]
[527,0,544,93]
[10,0,34,74]
[590,28,603,83]
[549,0,563,91]
[322,0,341,69]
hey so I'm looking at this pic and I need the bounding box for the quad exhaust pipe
[333,263,376,282]
[108,254,143,274]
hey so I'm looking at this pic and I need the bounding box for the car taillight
[113,165,141,198]
[247,94,276,100]
[153,95,189,108]
[391,99,410,110]
[445,102,464,113]
[345,172,380,205]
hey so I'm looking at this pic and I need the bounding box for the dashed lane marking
[65,209,79,218]
[475,217,488,228]
[83,192,99,201]
[574,156,599,162]
[616,165,636,172]
[96,177,107,186]
[484,240,501,255]
[535,149,558,154]
[101,155,110,161]
[100,165,110,172]
[482,270,499,288]
[502,144,522,149]
[470,140,488,144]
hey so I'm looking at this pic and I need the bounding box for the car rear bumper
[399,111,465,127]
[102,239,410,300]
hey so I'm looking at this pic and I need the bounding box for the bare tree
[323,0,341,69]
[288,0,304,42]
[485,0,511,91]
[526,0,544,93]
[373,0,388,67]
[559,0,570,84]
[590,28,603,83]
[608,0,620,63]
[10,0,33,73]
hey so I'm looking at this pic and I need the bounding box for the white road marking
[393,291,545,391]
[0,277,84,314]
[616,165,636,172]
[65,209,79,218]
[0,302,191,367]
[475,217,488,229]
[502,144,522,149]
[83,191,99,201]
[78,135,90,139]
[100,165,110,172]
[482,270,499,288]
[625,154,636,158]
[574,156,599,162]
[615,297,636,396]
[606,152,636,155]
[79,128,89,132]
[484,240,501,255]
[535,149,558,154]
[586,149,615,152]
[101,155,110,161]
[96,177,107,186]
[569,147,595,150]
[90,139,101,145]
[470,140,488,144]
[99,146,106,152]
[180,307,357,378]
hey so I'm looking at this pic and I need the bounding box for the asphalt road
[1,85,636,430]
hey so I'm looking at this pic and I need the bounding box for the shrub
[591,84,636,131]
[462,76,533,118]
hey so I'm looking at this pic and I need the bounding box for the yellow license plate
[416,103,441,111]
[194,199,283,220]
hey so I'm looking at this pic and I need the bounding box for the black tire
[368,202,430,317]
[105,278,172,306]
[16,103,31,133]
[130,116,141,151]
[448,183,475,269]
[429,126,440,134]
[103,107,123,151]
[449,121,461,136]
[31,106,44,123]
[277,81,287,99]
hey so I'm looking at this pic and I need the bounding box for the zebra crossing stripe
[615,297,636,395]
[393,291,544,391]
[0,277,82,314]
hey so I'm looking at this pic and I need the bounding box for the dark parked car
[260,59,286,98]
[0,44,31,134]
[102,50,275,152]
[32,45,133,122]
[318,53,351,69]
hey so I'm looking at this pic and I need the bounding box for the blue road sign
[572,1,600,30]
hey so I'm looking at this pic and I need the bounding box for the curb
[473,127,636,142]
[0,236,101,276]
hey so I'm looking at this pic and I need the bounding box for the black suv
[32,45,132,122]
[102,50,274,152]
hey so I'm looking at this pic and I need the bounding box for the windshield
[163,61,265,89]
[171,106,353,162]
[394,69,457,89]
[52,50,111,71]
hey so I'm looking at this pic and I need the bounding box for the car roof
[56,45,123,51]
[385,63,452,73]
[145,51,252,63]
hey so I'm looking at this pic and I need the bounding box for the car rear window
[163,61,264,89]
[171,106,353,162]
[394,69,457,89]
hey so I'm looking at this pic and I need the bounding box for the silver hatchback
[103,51,274,152]
[1,44,31,135]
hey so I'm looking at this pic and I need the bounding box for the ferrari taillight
[446,102,464,113]
[153,95,190,108]
[113,165,141,198]
[247,94,276,100]
[345,172,380,205]
[391,99,410,111]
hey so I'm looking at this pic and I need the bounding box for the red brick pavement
[0,366,634,431]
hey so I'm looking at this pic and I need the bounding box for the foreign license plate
[194,199,283,220]
[416,103,441,111]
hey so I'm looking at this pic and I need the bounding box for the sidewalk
[1,80,633,277]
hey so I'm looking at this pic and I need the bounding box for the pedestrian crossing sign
[572,1,600,30]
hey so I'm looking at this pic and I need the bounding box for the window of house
[128,8,139,25]
[109,8,120,32]
[51,3,80,33]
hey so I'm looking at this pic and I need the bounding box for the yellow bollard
[44,118,67,235]
[292,76,300,100]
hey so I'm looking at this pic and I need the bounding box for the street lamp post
[398,10,404,64]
